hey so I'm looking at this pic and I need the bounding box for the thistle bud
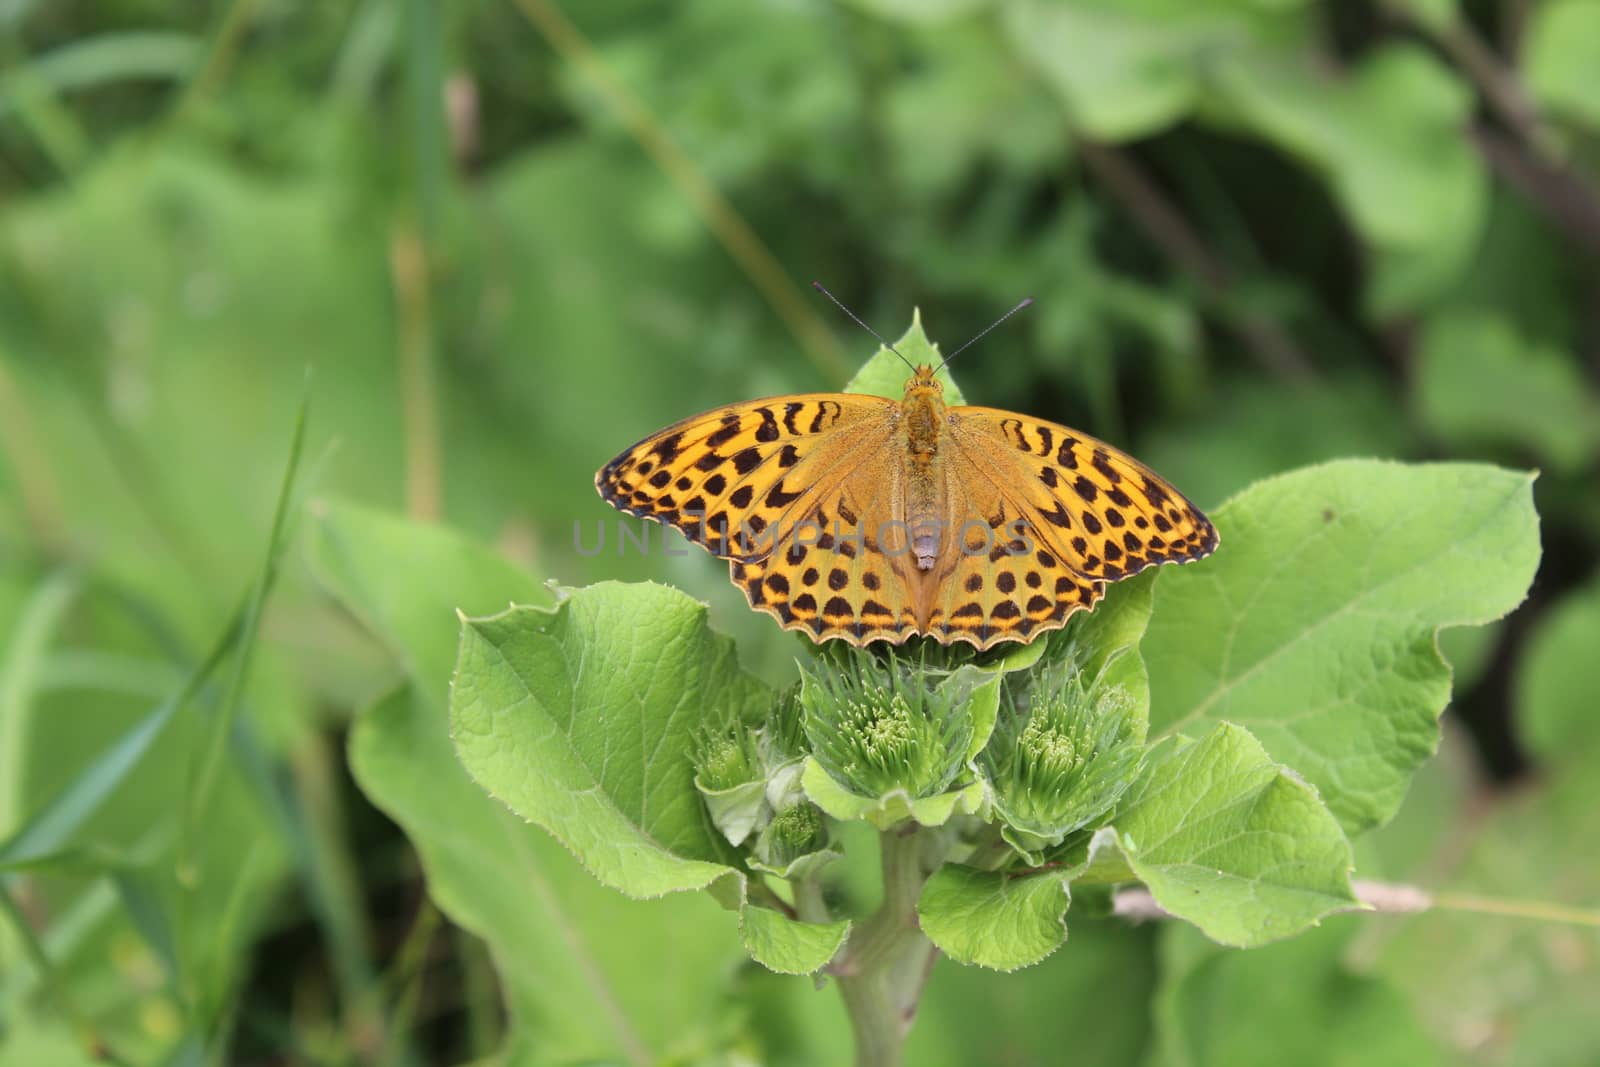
[983,657,1143,855]
[801,649,975,802]
[693,685,809,847]
[753,802,830,873]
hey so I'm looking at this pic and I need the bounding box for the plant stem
[793,874,830,925]
[834,827,942,1067]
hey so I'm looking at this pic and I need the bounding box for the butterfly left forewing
[596,393,892,558]
[597,391,927,645]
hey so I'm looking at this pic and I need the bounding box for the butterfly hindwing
[919,456,1106,649]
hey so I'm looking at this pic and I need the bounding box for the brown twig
[1074,138,1318,382]
[1114,878,1600,928]
[1111,880,1433,923]
[1382,3,1600,256]
[1472,125,1600,255]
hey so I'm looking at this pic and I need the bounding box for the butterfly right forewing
[946,406,1219,584]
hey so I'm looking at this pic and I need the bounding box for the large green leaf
[1516,577,1600,765]
[1209,44,1486,312]
[1144,461,1540,833]
[311,505,840,1060]
[1093,723,1356,946]
[920,722,1354,964]
[1150,920,1446,1067]
[918,863,1073,970]
[1415,310,1599,473]
[451,583,768,896]
[354,688,747,1060]
[1525,0,1600,129]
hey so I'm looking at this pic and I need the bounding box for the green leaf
[1525,0,1600,129]
[1516,577,1600,765]
[307,499,555,695]
[316,510,849,1055]
[1144,460,1540,833]
[1210,45,1485,305]
[0,33,202,121]
[740,903,849,976]
[1005,2,1217,140]
[843,309,966,404]
[0,571,84,842]
[1387,0,1457,32]
[801,759,986,829]
[1150,921,1446,1067]
[843,0,992,21]
[451,581,770,898]
[1415,310,1600,472]
[355,687,748,1060]
[917,863,1072,971]
[1096,723,1357,947]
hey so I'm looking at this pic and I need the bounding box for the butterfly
[596,349,1217,651]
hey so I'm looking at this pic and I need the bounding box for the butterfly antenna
[936,298,1034,372]
[812,281,918,373]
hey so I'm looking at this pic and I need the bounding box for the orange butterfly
[596,322,1217,650]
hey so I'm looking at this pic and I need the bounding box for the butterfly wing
[596,393,924,644]
[924,407,1218,649]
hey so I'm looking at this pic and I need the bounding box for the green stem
[835,827,942,1067]
[793,874,830,925]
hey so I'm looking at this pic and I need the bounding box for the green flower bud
[693,685,811,847]
[754,802,829,871]
[984,656,1143,849]
[802,649,974,801]
[695,728,760,794]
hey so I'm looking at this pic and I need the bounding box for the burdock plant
[442,323,1540,1066]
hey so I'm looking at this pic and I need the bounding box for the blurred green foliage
[1,0,1597,1064]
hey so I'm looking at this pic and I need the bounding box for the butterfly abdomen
[900,385,948,574]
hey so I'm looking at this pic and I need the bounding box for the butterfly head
[904,364,944,402]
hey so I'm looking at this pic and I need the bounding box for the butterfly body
[596,364,1217,650]
[900,368,947,570]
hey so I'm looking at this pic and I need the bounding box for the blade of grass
[0,570,82,841]
[0,606,241,868]
[178,380,310,884]
[404,0,449,241]
[0,32,90,174]
[381,898,442,1065]
[169,0,264,122]
[0,32,202,121]
[172,380,315,1061]
[0,884,134,1066]
[389,226,443,521]
[0,354,69,552]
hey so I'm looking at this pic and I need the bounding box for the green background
[1,0,1597,1064]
